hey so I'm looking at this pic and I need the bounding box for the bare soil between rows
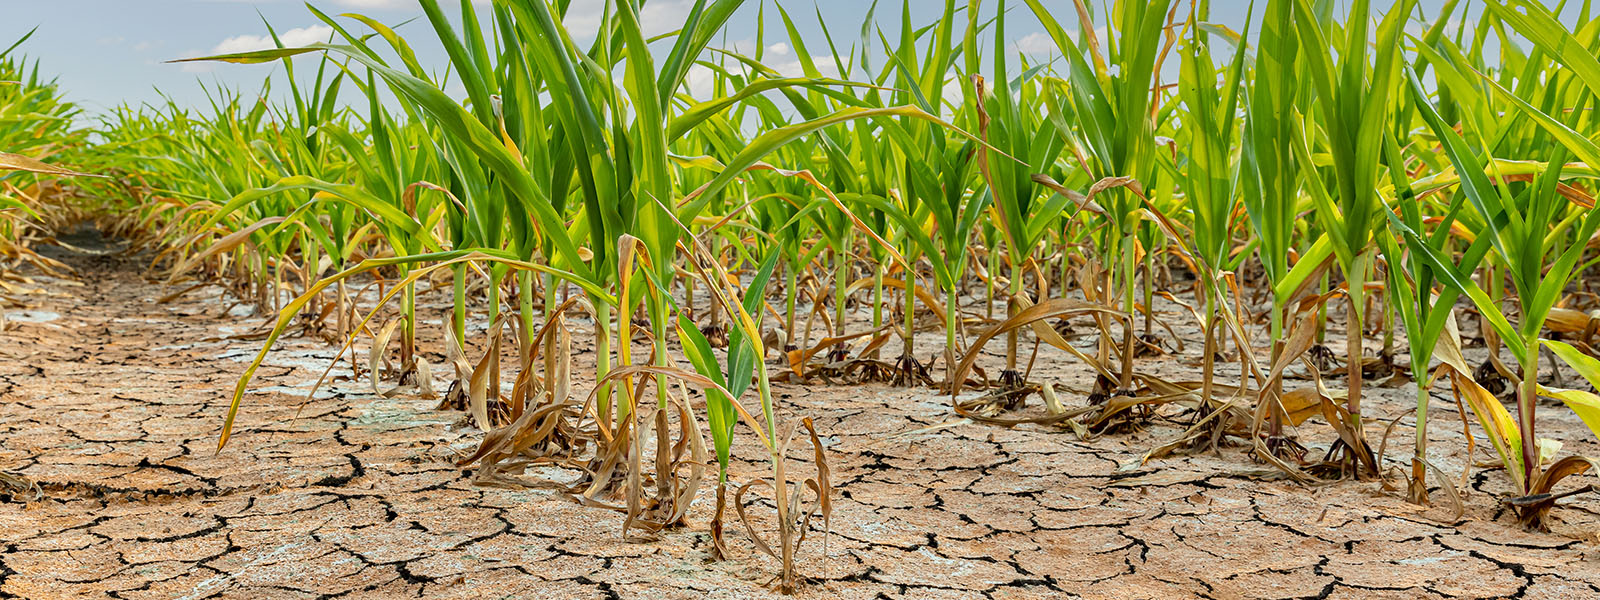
[4,236,1600,599]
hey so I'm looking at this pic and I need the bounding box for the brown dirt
[4,241,1600,599]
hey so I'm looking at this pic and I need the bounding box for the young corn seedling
[1237,0,1329,457]
[1025,0,1177,395]
[1404,0,1600,527]
[1377,105,1493,505]
[871,0,983,384]
[1172,0,1250,420]
[969,0,1067,390]
[1290,0,1416,477]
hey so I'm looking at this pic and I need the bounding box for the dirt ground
[4,235,1600,600]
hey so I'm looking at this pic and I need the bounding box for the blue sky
[0,0,1576,119]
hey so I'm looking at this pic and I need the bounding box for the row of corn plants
[53,0,1600,586]
[0,28,98,291]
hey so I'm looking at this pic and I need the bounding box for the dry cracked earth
[4,236,1600,599]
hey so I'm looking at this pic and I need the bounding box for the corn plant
[871,0,983,379]
[1238,0,1320,452]
[1290,0,1416,476]
[971,0,1068,385]
[1379,82,1491,505]
[1172,0,1250,412]
[1400,0,1600,526]
[1025,0,1176,392]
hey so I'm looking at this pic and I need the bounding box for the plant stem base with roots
[1308,344,1338,372]
[892,353,932,387]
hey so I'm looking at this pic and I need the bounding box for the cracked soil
[4,237,1600,599]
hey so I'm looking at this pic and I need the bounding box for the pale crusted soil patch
[3,244,1600,599]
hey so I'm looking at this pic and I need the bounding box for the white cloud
[764,57,845,79]
[943,77,964,102]
[1010,32,1054,56]
[639,0,696,36]
[722,38,759,56]
[210,25,335,56]
[562,0,696,40]
[1007,26,1115,61]
[563,7,605,40]
[767,42,790,56]
[686,63,716,99]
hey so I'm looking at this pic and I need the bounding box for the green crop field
[3,1,1600,597]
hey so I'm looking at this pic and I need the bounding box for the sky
[0,0,1580,120]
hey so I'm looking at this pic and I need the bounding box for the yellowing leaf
[1442,315,1524,488]
[1538,385,1600,445]
[1546,339,1600,383]
[1542,339,1600,445]
[1454,372,1525,491]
